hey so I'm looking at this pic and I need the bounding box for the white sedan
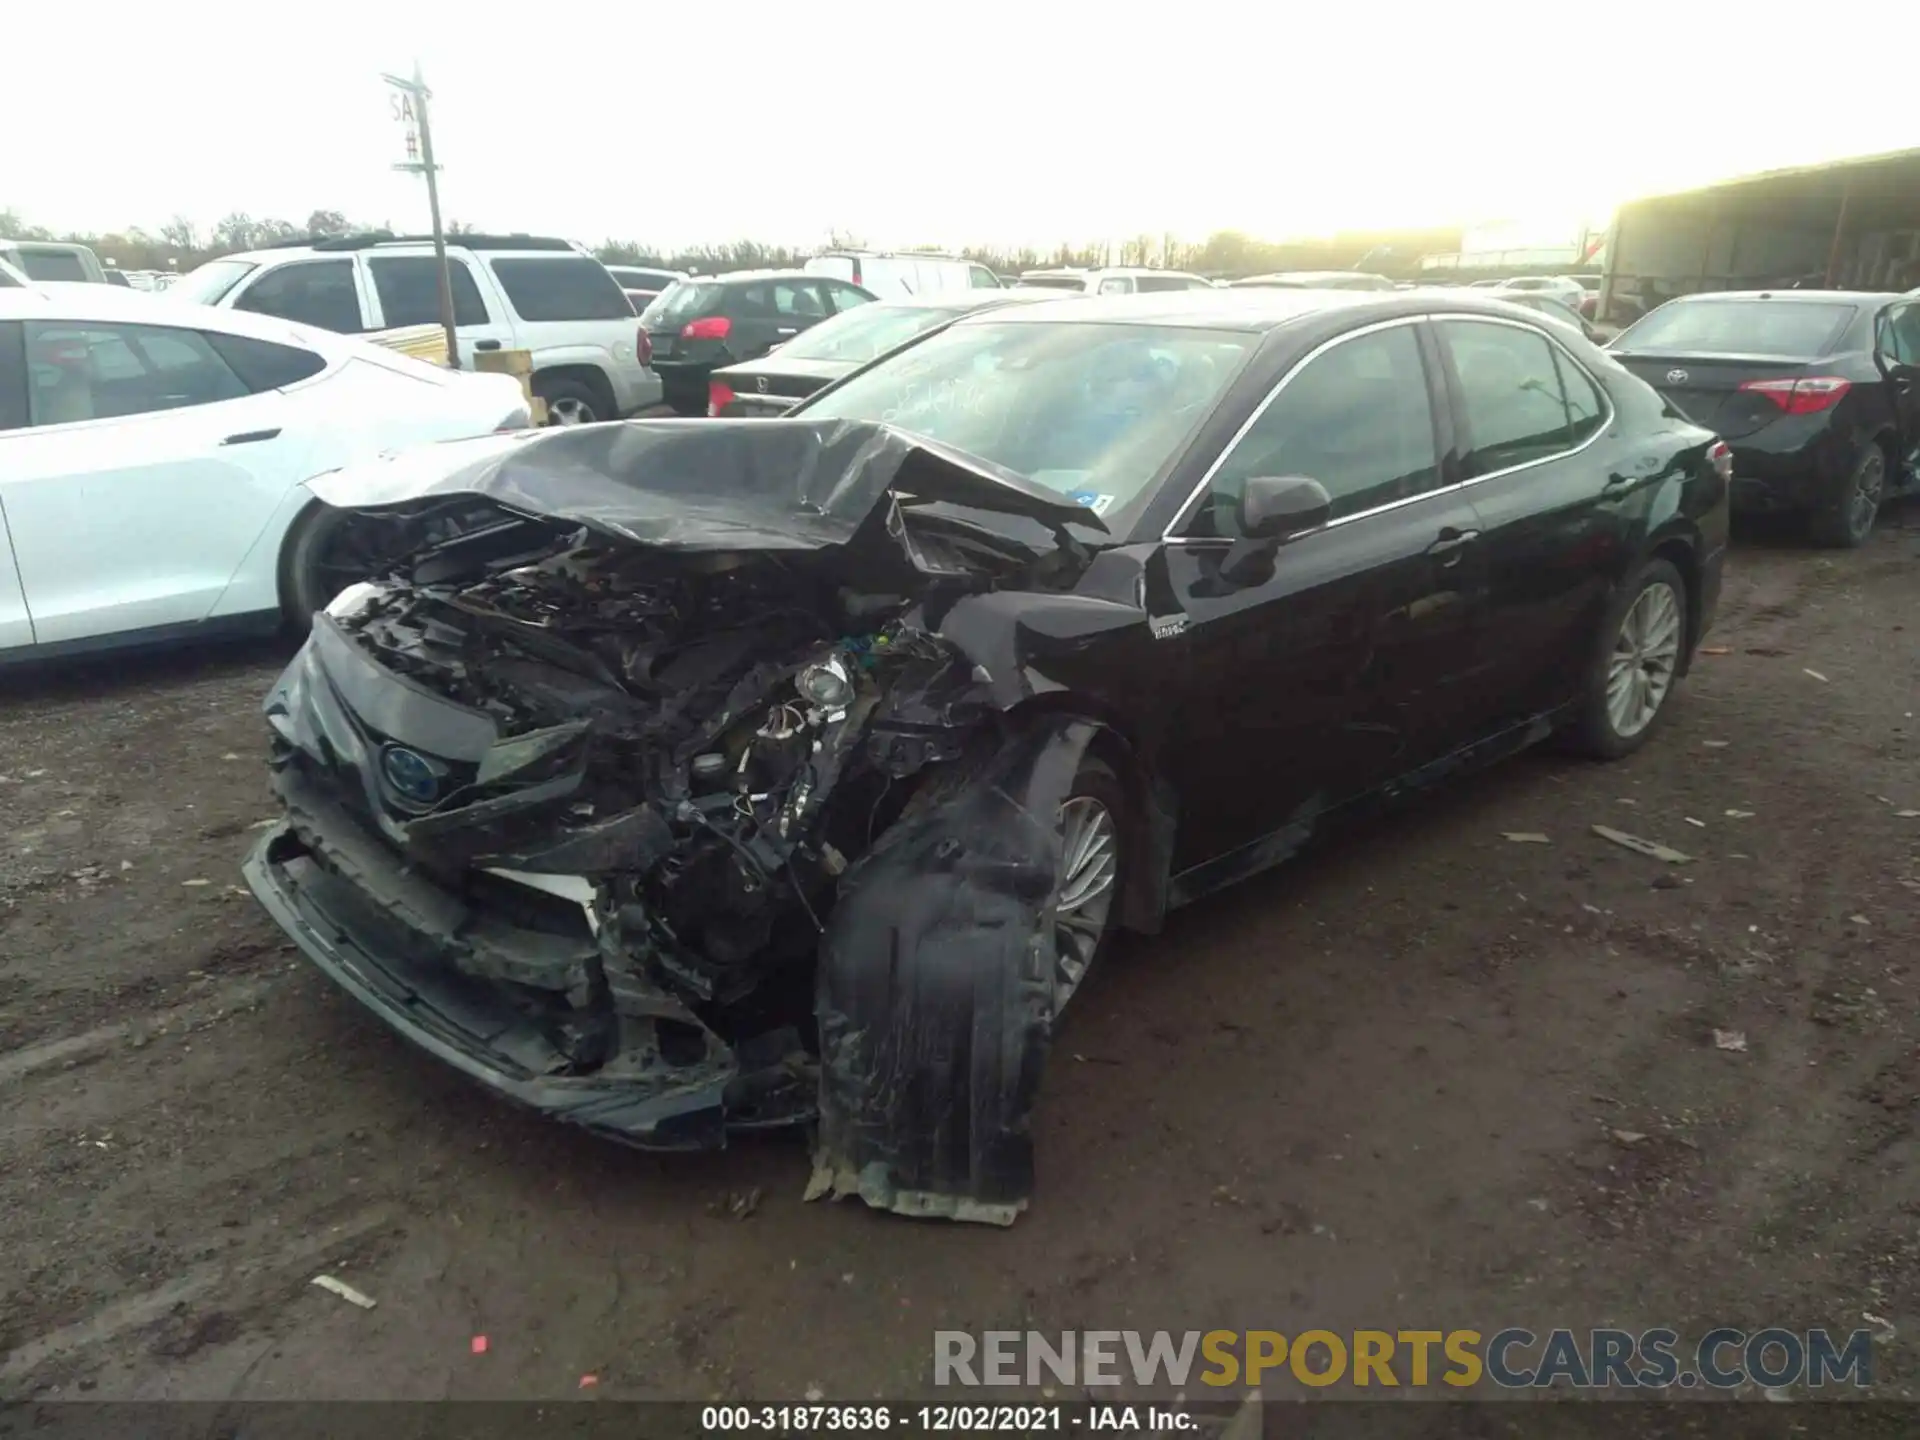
[0,284,530,660]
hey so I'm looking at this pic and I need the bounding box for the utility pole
[382,62,460,368]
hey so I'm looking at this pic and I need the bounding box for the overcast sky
[5,0,1913,254]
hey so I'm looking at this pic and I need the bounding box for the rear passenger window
[1194,323,1438,535]
[488,257,633,322]
[1553,348,1607,447]
[1442,320,1601,472]
[233,260,364,333]
[23,321,248,424]
[204,332,327,391]
[773,283,826,319]
[369,256,490,328]
[1098,277,1132,295]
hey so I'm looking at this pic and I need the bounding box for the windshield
[797,320,1256,520]
[640,281,722,326]
[1614,300,1856,358]
[777,304,953,364]
[172,259,258,306]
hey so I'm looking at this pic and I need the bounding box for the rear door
[764,279,834,354]
[0,317,315,643]
[365,253,510,367]
[1435,316,1628,724]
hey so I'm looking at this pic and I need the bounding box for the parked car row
[0,283,530,661]
[172,233,657,424]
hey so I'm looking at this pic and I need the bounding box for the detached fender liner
[243,815,739,1152]
[808,716,1097,1225]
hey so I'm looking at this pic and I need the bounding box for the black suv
[639,271,876,415]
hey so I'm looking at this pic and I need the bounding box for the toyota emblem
[755,376,769,394]
[1666,368,1689,384]
[381,745,441,804]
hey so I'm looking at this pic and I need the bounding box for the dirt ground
[3,512,1918,1405]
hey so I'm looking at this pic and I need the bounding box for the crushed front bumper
[244,806,756,1151]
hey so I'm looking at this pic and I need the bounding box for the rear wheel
[1808,445,1886,549]
[1566,558,1688,760]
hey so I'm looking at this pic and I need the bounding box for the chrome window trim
[1162,310,1615,544]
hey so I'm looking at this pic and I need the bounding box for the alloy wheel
[1851,451,1885,541]
[1606,581,1683,739]
[1052,795,1119,1011]
[546,395,596,426]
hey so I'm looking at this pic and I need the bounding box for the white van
[805,251,1001,300]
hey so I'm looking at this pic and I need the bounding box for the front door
[1153,318,1489,874]
[0,317,307,643]
[1877,300,1920,482]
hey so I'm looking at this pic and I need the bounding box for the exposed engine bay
[245,418,1145,1223]
[332,534,995,1008]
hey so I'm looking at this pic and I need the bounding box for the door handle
[474,339,502,352]
[1425,527,1479,565]
[776,327,799,336]
[220,428,282,446]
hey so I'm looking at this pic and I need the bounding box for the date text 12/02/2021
[700,1405,1193,1431]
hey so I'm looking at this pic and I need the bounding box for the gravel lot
[3,512,1918,1403]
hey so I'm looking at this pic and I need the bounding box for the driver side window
[1189,324,1439,538]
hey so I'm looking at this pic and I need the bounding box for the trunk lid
[714,358,848,406]
[1610,354,1824,438]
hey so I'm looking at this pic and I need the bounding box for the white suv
[172,234,657,423]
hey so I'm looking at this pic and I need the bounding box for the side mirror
[1212,477,1333,590]
[1238,475,1333,541]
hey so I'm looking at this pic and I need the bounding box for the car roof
[1660,289,1900,305]
[685,269,822,286]
[0,282,362,351]
[876,289,1078,315]
[1233,270,1389,285]
[212,240,590,265]
[947,287,1598,333]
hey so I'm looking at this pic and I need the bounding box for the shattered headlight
[795,654,853,711]
[325,581,382,621]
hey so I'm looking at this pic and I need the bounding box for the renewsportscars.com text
[934,1328,1873,1391]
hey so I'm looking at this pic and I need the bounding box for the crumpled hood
[306,417,1105,551]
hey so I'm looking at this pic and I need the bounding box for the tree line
[2,206,1462,281]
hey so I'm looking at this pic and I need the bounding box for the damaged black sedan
[244,290,1729,1224]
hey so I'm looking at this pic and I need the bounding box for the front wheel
[1807,445,1885,549]
[279,501,497,635]
[1566,558,1688,760]
[1051,759,1125,1016]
